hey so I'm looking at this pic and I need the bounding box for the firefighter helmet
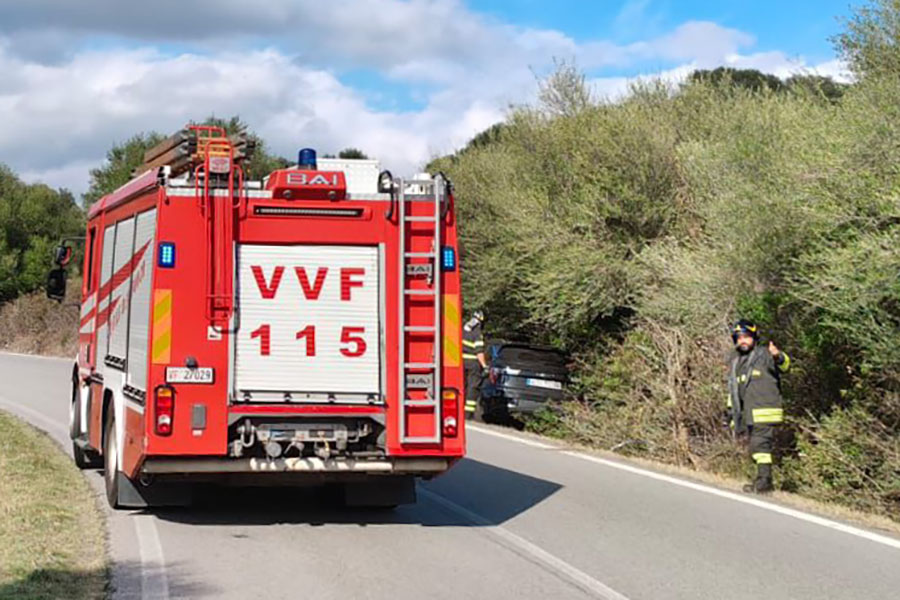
[473,309,485,322]
[731,319,759,344]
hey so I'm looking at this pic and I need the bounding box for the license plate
[166,367,214,384]
[525,378,562,390]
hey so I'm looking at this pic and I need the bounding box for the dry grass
[0,410,107,599]
[0,279,80,358]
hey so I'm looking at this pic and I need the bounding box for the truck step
[403,399,438,407]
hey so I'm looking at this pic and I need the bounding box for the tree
[690,67,784,93]
[337,148,369,159]
[0,164,84,301]
[834,0,900,79]
[538,59,592,117]
[785,74,848,102]
[82,132,164,207]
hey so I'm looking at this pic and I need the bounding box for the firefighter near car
[462,310,487,418]
[726,319,791,494]
[51,125,466,509]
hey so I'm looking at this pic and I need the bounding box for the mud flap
[116,473,193,508]
[342,476,416,507]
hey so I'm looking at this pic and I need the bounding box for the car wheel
[103,413,120,509]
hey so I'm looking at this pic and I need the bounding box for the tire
[68,375,80,441]
[103,413,120,509]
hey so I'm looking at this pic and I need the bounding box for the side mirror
[54,245,73,267]
[46,268,67,301]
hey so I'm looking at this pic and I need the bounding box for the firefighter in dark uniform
[726,319,791,493]
[463,310,487,418]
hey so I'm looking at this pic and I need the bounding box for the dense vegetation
[0,167,83,302]
[430,1,900,518]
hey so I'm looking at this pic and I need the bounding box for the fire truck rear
[55,126,465,508]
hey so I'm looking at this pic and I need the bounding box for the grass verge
[0,410,106,599]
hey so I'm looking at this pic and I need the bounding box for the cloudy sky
[0,0,853,198]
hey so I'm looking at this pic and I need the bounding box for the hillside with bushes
[429,3,900,518]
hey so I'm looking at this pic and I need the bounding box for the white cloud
[0,1,848,195]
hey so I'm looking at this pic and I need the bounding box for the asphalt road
[1,352,899,600]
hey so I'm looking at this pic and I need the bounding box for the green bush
[431,5,900,518]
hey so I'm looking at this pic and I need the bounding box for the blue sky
[0,0,854,194]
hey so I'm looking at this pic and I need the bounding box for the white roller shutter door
[235,244,381,401]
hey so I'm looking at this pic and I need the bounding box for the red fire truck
[50,126,465,508]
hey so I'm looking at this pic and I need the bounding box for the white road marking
[135,516,170,600]
[468,424,900,552]
[420,488,630,600]
[0,351,71,363]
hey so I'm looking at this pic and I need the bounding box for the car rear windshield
[496,345,567,370]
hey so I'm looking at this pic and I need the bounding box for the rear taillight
[489,367,498,384]
[154,385,174,436]
[442,388,459,437]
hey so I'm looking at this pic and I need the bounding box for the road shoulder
[0,409,107,599]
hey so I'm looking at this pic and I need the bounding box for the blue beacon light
[298,148,317,170]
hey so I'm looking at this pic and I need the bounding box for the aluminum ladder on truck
[398,175,446,444]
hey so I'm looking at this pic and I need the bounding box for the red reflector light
[442,388,459,437]
[154,385,174,436]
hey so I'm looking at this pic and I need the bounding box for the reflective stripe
[752,407,784,423]
[779,353,791,372]
[462,339,484,348]
[752,369,762,377]
[463,353,480,360]
[151,289,173,363]
[725,394,732,408]
[752,452,773,464]
[443,294,462,368]
[739,374,748,383]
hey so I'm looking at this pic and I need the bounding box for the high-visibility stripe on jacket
[463,319,484,363]
[726,345,790,433]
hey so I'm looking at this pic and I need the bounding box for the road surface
[1,352,898,600]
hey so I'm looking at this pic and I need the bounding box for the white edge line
[135,515,170,600]
[420,488,630,600]
[468,424,900,552]
[0,350,72,362]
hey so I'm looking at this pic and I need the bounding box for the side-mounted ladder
[398,175,447,444]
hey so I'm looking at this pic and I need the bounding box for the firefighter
[463,310,488,418]
[726,319,791,493]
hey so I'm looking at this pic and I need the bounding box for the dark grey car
[479,342,569,419]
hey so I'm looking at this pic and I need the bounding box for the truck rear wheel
[103,413,120,509]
